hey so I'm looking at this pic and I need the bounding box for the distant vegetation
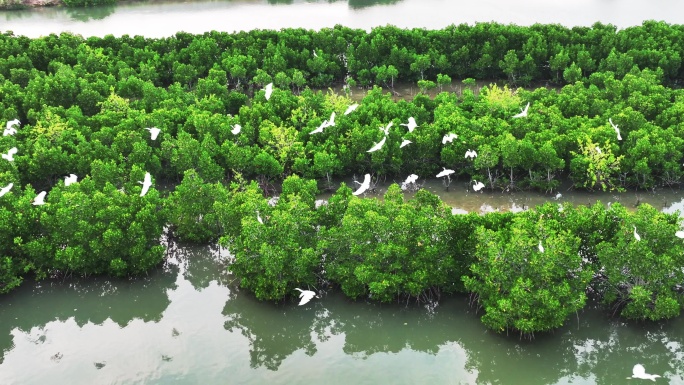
[2,22,684,336]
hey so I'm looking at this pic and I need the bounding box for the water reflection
[64,4,116,21]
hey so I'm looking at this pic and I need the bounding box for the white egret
[633,225,641,242]
[464,149,477,159]
[3,127,16,136]
[553,193,562,200]
[367,136,387,152]
[436,168,455,178]
[256,210,264,224]
[145,127,161,140]
[512,102,530,118]
[312,50,318,58]
[6,119,19,130]
[627,364,660,381]
[0,182,13,197]
[400,117,417,132]
[595,146,602,154]
[353,174,371,196]
[33,191,47,205]
[442,133,458,144]
[401,174,419,191]
[538,240,545,253]
[379,121,393,136]
[310,120,327,135]
[138,172,152,197]
[231,124,241,135]
[294,288,317,306]
[472,180,485,192]
[676,230,684,239]
[2,147,18,162]
[64,174,78,186]
[609,118,622,141]
[344,103,359,115]
[263,82,273,100]
[327,111,336,127]
[400,139,412,148]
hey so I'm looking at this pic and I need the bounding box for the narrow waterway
[3,0,684,38]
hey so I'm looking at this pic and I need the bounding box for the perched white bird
[312,50,318,58]
[627,364,660,381]
[404,174,419,185]
[0,183,13,197]
[538,240,545,253]
[353,174,371,196]
[64,174,78,186]
[3,126,16,136]
[367,136,387,152]
[676,230,684,239]
[256,210,264,224]
[442,133,458,144]
[294,288,317,306]
[6,119,19,130]
[344,103,359,115]
[553,193,562,200]
[464,149,477,159]
[472,180,485,192]
[145,127,161,140]
[400,139,412,148]
[400,117,417,132]
[512,102,530,118]
[379,122,393,136]
[138,172,152,197]
[33,191,47,206]
[633,225,641,241]
[609,118,622,141]
[231,124,241,135]
[263,82,273,100]
[436,168,455,178]
[2,147,18,162]
[595,146,602,154]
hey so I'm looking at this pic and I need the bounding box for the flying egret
[145,127,161,140]
[310,120,327,135]
[367,136,387,152]
[263,83,273,100]
[0,183,12,197]
[138,172,152,197]
[353,174,371,196]
[609,118,622,141]
[633,225,641,241]
[400,117,417,132]
[442,133,458,144]
[538,240,545,253]
[436,168,455,178]
[627,364,660,381]
[294,288,317,306]
[512,102,530,118]
[33,191,46,205]
[64,174,78,186]
[327,111,336,127]
[344,103,359,115]
[676,230,684,239]
[379,121,393,136]
[2,147,18,162]
[400,139,412,148]
[464,149,477,159]
[231,124,241,135]
[472,180,485,192]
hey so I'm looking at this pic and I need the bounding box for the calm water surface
[3,0,684,38]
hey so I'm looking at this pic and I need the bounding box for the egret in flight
[627,364,660,381]
[400,117,417,132]
[139,172,152,197]
[512,102,530,118]
[609,118,622,141]
[380,122,393,136]
[310,121,327,135]
[145,127,161,140]
[442,133,458,144]
[538,240,545,253]
[633,225,641,241]
[353,174,371,196]
[231,124,241,135]
[464,149,477,159]
[472,180,485,192]
[367,136,387,152]
[2,147,18,162]
[400,139,412,148]
[64,174,78,186]
[0,183,12,197]
[294,288,317,306]
[344,103,359,115]
[327,111,336,127]
[263,83,273,100]
[33,191,46,205]
[436,168,455,178]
